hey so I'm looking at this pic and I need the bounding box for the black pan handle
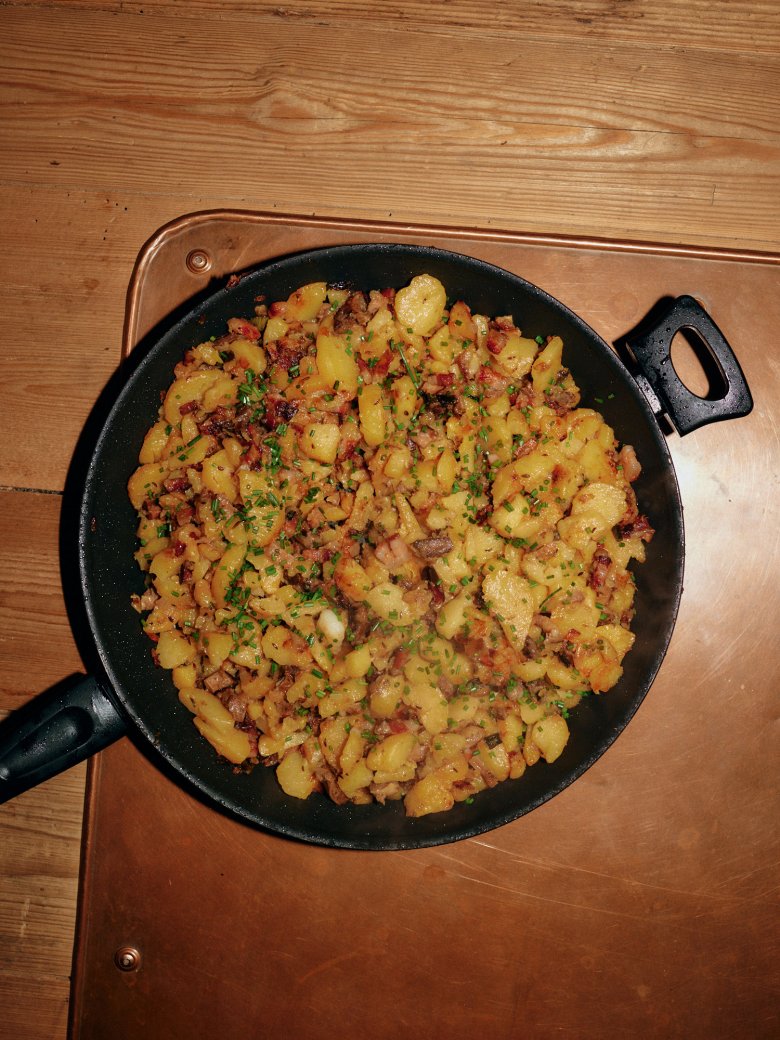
[0,674,126,804]
[623,294,753,435]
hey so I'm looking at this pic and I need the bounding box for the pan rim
[78,241,685,850]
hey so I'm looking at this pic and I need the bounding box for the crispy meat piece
[266,328,311,372]
[545,381,580,415]
[204,669,233,693]
[486,327,508,355]
[477,365,509,398]
[262,394,298,429]
[163,475,190,493]
[222,691,249,724]
[619,514,655,542]
[420,372,456,395]
[513,436,538,460]
[366,290,386,316]
[589,547,612,590]
[316,765,349,805]
[198,405,236,437]
[333,291,369,333]
[412,535,454,559]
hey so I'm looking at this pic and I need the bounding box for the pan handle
[623,294,753,435]
[0,674,126,804]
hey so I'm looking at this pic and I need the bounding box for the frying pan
[0,244,753,850]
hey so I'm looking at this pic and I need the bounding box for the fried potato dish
[129,274,653,816]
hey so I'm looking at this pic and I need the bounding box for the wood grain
[0,492,85,705]
[1,6,778,257]
[0,185,153,491]
[0,1,777,1037]
[5,0,780,55]
[0,974,72,1040]
[0,491,87,1040]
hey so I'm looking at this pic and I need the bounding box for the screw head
[186,249,211,273]
[114,946,142,972]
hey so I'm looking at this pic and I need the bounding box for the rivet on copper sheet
[186,249,211,273]
[114,946,142,972]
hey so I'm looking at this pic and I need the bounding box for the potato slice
[531,715,570,763]
[316,327,360,393]
[156,629,196,670]
[276,750,318,800]
[394,274,447,336]
[404,773,455,818]
[286,281,327,321]
[358,382,386,446]
[210,542,246,609]
[299,422,341,464]
[571,482,627,529]
[238,470,285,547]
[481,570,535,651]
[163,369,223,425]
[531,335,563,394]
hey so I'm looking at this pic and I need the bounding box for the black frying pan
[0,244,752,849]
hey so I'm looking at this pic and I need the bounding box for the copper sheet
[70,212,780,1040]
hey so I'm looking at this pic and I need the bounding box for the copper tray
[69,212,780,1040]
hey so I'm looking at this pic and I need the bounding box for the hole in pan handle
[0,674,126,804]
[623,294,753,436]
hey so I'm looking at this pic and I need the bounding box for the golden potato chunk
[481,570,535,651]
[394,274,447,336]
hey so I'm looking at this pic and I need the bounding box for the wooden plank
[3,0,779,56]
[0,768,86,978]
[0,490,86,1040]
[0,974,71,1040]
[2,5,777,143]
[0,492,85,700]
[0,185,172,491]
[7,11,778,142]
[0,7,778,260]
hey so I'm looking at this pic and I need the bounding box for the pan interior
[79,243,683,850]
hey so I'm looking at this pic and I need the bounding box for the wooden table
[1,3,778,1037]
